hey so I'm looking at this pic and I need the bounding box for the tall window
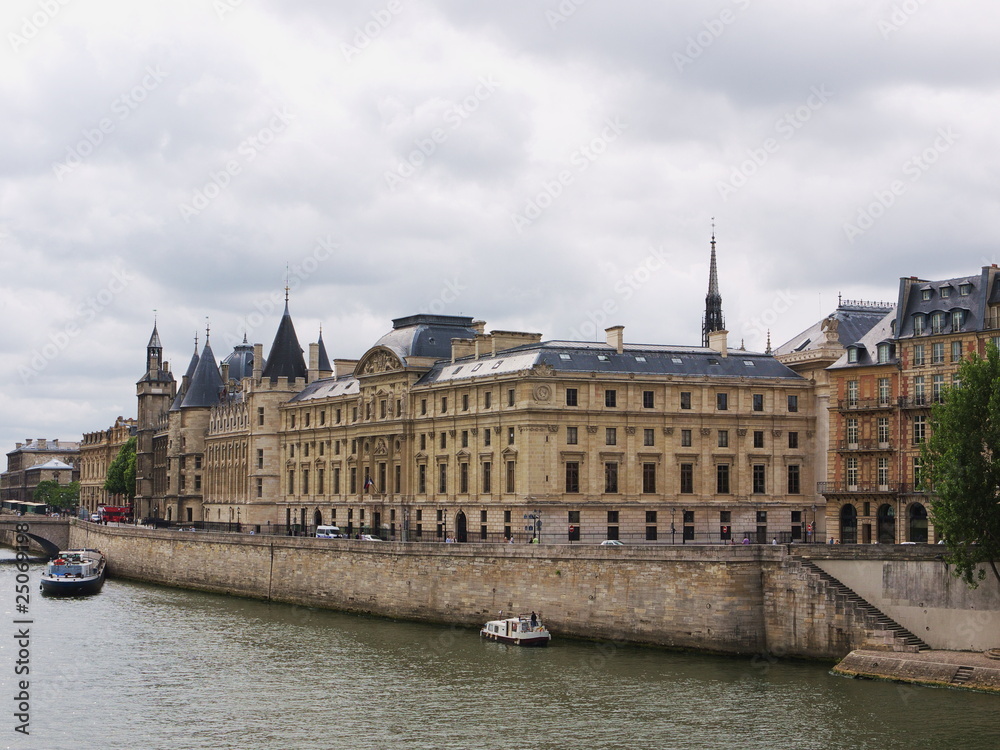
[505,461,515,493]
[752,393,764,411]
[787,465,800,494]
[716,464,730,494]
[877,416,890,444]
[604,462,619,493]
[643,428,655,447]
[846,418,858,445]
[417,465,426,494]
[951,340,963,362]
[507,388,515,407]
[913,315,925,335]
[913,344,925,366]
[642,463,656,493]
[877,344,891,364]
[878,377,891,406]
[485,392,493,408]
[717,393,728,410]
[847,380,859,407]
[680,464,693,493]
[566,426,578,445]
[913,414,927,444]
[752,464,765,494]
[931,342,945,364]
[565,462,580,493]
[462,394,469,411]
[482,461,491,493]
[753,430,764,448]
[913,456,924,490]
[438,463,447,494]
[605,389,617,407]
[717,430,729,448]
[788,431,798,449]
[846,457,858,486]
[680,392,691,409]
[507,427,515,445]
[877,457,889,486]
[606,428,617,446]
[932,374,945,403]
[459,463,469,494]
[914,376,926,405]
[681,429,692,447]
[787,395,798,412]
[930,312,945,334]
[565,388,578,406]
[642,390,654,408]
[952,309,965,330]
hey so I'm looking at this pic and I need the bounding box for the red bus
[99,505,132,523]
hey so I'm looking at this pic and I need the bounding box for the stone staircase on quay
[794,557,931,653]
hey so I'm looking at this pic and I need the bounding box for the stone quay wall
[62,522,998,659]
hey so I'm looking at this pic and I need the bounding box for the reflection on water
[1,552,997,750]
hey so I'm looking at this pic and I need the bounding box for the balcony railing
[836,398,896,410]
[818,481,929,495]
[835,440,895,451]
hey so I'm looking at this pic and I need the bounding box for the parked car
[599,539,624,546]
[360,534,383,541]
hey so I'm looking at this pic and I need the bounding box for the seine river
[1,549,998,750]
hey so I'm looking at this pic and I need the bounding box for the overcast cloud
[2,0,998,451]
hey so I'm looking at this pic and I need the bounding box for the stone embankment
[834,649,1000,693]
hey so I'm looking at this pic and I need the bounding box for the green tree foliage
[923,344,1000,587]
[33,480,79,509]
[104,436,137,501]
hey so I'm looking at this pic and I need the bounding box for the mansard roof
[894,269,996,339]
[262,301,307,382]
[418,340,804,386]
[181,342,224,408]
[776,301,894,356]
[829,309,897,369]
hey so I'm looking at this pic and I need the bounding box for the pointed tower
[317,326,332,374]
[181,333,224,408]
[701,227,725,347]
[135,318,176,519]
[262,290,307,383]
[170,335,200,412]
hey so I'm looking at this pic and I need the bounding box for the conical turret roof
[262,298,307,382]
[317,328,332,372]
[181,340,224,408]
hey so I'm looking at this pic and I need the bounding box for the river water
[1,549,997,750]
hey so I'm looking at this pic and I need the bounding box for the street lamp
[671,508,676,545]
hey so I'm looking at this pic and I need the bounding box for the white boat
[480,612,551,647]
[39,549,106,596]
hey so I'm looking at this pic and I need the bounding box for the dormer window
[847,347,858,364]
[940,286,952,298]
[877,343,891,364]
[960,283,972,296]
[952,309,965,330]
[913,314,926,335]
[921,289,932,301]
[930,311,945,334]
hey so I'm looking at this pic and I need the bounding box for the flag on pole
[364,476,375,493]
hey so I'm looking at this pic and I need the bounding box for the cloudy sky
[2,0,998,452]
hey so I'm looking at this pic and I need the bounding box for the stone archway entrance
[840,504,857,544]
[877,503,895,544]
[455,511,468,543]
[908,503,928,543]
[314,510,323,527]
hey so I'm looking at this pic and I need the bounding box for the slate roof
[373,314,478,363]
[829,309,897,369]
[169,345,201,412]
[894,271,995,338]
[262,301,307,382]
[181,341,224,408]
[27,458,74,471]
[222,334,255,381]
[418,341,805,385]
[776,303,894,356]
[290,375,360,403]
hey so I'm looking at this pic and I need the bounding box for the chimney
[451,337,477,362]
[221,362,230,383]
[308,343,319,383]
[472,320,486,334]
[252,344,263,380]
[708,329,729,357]
[605,326,624,354]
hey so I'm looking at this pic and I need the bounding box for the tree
[34,480,79,510]
[923,343,1000,587]
[104,436,137,501]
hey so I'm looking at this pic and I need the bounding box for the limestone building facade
[79,417,137,514]
[1,438,80,506]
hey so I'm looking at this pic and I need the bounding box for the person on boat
[530,611,537,628]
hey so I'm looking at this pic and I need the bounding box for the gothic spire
[262,290,307,383]
[701,223,725,346]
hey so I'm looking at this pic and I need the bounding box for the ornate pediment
[357,347,403,376]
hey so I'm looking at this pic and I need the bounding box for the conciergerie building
[129,236,825,543]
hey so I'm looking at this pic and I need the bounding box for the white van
[316,525,342,538]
